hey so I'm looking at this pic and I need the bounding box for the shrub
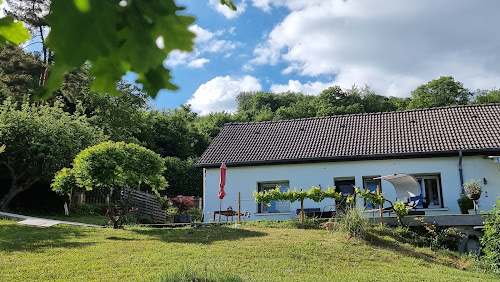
[432,227,463,251]
[165,207,178,223]
[481,198,500,273]
[169,195,196,213]
[244,218,321,229]
[137,215,153,224]
[121,212,138,225]
[70,203,100,215]
[393,200,408,226]
[457,194,474,214]
[187,208,203,222]
[333,206,368,239]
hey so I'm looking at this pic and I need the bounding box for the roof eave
[194,148,500,168]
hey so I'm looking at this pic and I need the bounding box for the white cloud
[209,0,247,19]
[248,0,500,97]
[188,76,262,114]
[187,58,210,68]
[270,80,336,95]
[189,25,214,43]
[201,40,237,53]
[165,24,239,68]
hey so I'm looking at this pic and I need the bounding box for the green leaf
[39,0,196,100]
[74,0,91,12]
[0,16,30,45]
[220,0,237,10]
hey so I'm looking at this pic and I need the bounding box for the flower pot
[467,193,480,201]
[173,214,192,223]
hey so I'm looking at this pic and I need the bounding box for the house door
[335,179,356,212]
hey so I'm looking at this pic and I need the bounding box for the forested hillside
[1,44,499,209]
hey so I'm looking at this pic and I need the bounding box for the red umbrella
[218,163,227,222]
[218,163,227,199]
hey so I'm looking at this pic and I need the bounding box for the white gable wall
[203,156,500,222]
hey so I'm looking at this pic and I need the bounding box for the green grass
[0,219,496,281]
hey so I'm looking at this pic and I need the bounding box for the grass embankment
[0,219,495,281]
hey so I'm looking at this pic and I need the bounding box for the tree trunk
[0,176,41,210]
[0,187,20,209]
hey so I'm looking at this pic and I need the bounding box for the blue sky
[154,0,302,111]
[155,0,500,115]
[8,1,500,114]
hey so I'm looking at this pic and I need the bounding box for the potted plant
[463,179,482,201]
[169,195,196,223]
[457,194,474,214]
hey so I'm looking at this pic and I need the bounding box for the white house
[196,104,500,222]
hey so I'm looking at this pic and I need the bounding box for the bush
[165,207,178,223]
[333,206,368,239]
[187,208,203,222]
[169,195,196,213]
[245,218,321,229]
[70,203,100,215]
[457,194,474,214]
[481,198,500,273]
[137,215,153,224]
[432,227,463,251]
[121,212,138,225]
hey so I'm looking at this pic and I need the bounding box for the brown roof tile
[196,104,500,167]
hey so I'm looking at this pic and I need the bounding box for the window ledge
[364,207,449,213]
[254,212,294,216]
[415,207,449,211]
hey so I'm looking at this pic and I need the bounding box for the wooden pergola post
[300,200,304,224]
[238,192,241,223]
[377,185,384,228]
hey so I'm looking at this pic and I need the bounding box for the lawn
[0,219,496,281]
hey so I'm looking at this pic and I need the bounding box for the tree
[408,76,472,109]
[0,44,44,102]
[136,105,204,159]
[312,86,364,116]
[4,0,51,85]
[473,89,500,104]
[0,99,105,208]
[76,81,149,143]
[52,141,167,228]
[194,111,233,148]
[162,157,202,197]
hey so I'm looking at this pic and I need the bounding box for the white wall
[203,156,500,222]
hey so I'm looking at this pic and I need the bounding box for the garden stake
[300,200,304,224]
[377,185,383,228]
[238,192,241,222]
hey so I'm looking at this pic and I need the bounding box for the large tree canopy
[52,141,167,228]
[408,76,472,109]
[0,99,105,208]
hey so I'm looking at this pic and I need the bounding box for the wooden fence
[122,188,166,224]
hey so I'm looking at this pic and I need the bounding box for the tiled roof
[196,104,500,167]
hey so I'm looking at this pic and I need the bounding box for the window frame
[256,181,291,213]
[412,174,443,209]
[363,176,381,209]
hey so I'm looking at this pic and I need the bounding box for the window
[257,181,290,213]
[363,177,381,209]
[334,178,356,211]
[414,175,443,208]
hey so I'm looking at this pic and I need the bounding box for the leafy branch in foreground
[0,0,236,99]
[0,0,30,45]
